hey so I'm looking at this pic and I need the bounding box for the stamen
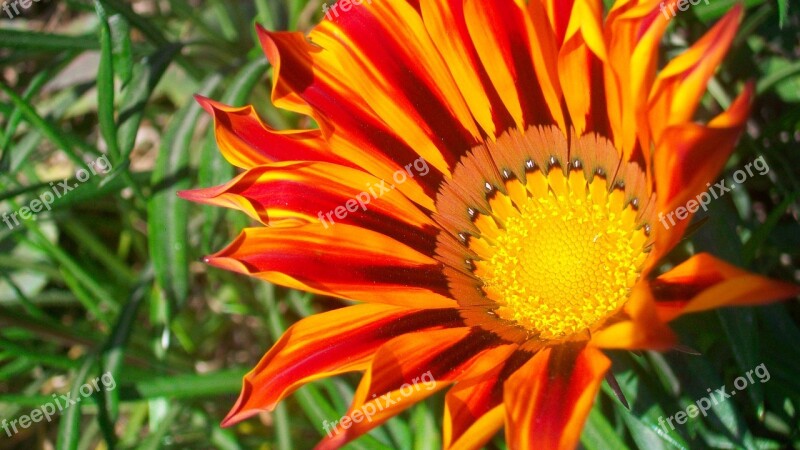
[433,126,655,343]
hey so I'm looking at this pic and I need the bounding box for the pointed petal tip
[220,405,261,428]
[193,94,216,114]
[176,186,221,202]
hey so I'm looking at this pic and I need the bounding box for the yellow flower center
[470,170,649,340]
[433,127,655,343]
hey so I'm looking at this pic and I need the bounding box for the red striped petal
[258,28,442,210]
[603,0,673,163]
[179,161,438,255]
[652,253,800,322]
[648,4,742,142]
[317,327,476,449]
[652,85,753,258]
[557,0,608,135]
[420,0,516,137]
[195,96,349,169]
[443,346,525,449]
[312,0,484,172]
[317,327,505,448]
[222,304,464,426]
[504,345,610,450]
[206,225,456,308]
[464,0,555,131]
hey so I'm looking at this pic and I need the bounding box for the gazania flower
[181,0,799,448]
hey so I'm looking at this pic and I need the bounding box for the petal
[420,0,515,137]
[178,161,438,254]
[464,0,555,130]
[258,28,441,210]
[222,304,464,426]
[195,97,349,169]
[541,0,574,45]
[318,327,501,448]
[648,4,742,142]
[312,0,483,171]
[447,405,505,450]
[443,346,524,450]
[651,253,800,322]
[590,283,677,351]
[651,85,753,257]
[207,225,456,308]
[558,0,608,135]
[504,344,610,450]
[523,0,566,132]
[604,0,673,161]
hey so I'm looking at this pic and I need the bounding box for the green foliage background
[0,0,799,448]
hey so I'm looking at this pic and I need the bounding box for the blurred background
[0,0,799,448]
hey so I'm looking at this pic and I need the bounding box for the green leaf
[0,29,98,51]
[95,0,121,161]
[117,44,181,160]
[777,0,788,27]
[56,356,98,450]
[109,15,134,86]
[757,58,800,102]
[743,192,800,263]
[582,406,631,450]
[0,81,88,169]
[147,74,222,313]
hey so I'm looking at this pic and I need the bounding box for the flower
[180,0,799,448]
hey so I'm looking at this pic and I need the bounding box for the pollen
[433,127,656,343]
[470,168,649,340]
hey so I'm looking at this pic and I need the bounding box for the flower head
[181,0,799,448]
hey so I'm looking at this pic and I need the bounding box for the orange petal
[557,0,607,135]
[317,327,492,448]
[420,0,516,137]
[604,0,674,162]
[504,344,610,450]
[443,346,523,449]
[464,0,556,130]
[222,304,464,426]
[651,84,753,257]
[652,253,800,322]
[541,0,574,45]
[447,405,505,450]
[523,0,566,132]
[591,283,677,351]
[258,28,441,210]
[310,0,484,173]
[648,4,742,141]
[207,225,457,308]
[195,96,347,169]
[178,161,437,253]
